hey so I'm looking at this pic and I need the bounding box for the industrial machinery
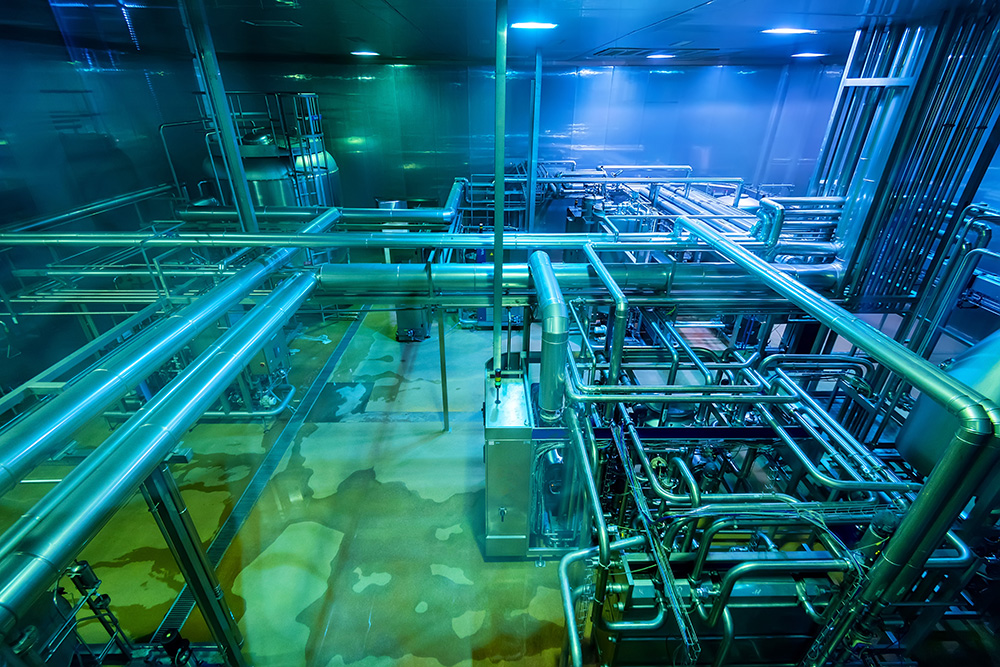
[3,0,1000,666]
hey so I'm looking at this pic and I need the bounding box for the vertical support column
[527,49,542,231]
[180,0,259,233]
[492,0,508,375]
[141,465,248,667]
[437,308,450,432]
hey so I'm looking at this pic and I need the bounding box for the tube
[558,534,646,667]
[0,272,317,638]
[528,252,569,423]
[0,211,338,496]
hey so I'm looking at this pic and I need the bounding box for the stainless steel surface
[0,211,337,496]
[0,272,316,640]
[528,252,569,424]
[180,0,259,233]
[897,328,1000,475]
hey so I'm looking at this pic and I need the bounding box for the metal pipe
[0,231,840,258]
[0,272,316,641]
[677,214,1000,660]
[528,252,568,424]
[180,0,258,232]
[0,211,337,496]
[493,0,507,375]
[706,559,853,626]
[558,534,646,667]
[317,261,840,296]
[4,184,175,233]
[564,410,610,602]
[582,244,627,388]
[102,385,296,421]
[527,50,542,231]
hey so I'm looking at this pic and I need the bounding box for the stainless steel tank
[203,133,340,207]
[895,328,1000,476]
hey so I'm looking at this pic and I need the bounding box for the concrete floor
[0,309,563,666]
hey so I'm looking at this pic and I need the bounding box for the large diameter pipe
[0,210,338,496]
[528,252,568,423]
[317,261,840,295]
[0,272,317,638]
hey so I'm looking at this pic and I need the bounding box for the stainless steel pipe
[0,272,317,640]
[528,252,568,424]
[0,210,337,496]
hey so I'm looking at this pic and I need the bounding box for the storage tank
[203,130,341,207]
[895,328,1000,476]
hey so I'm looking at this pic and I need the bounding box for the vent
[241,19,302,27]
[590,47,721,59]
[593,47,657,57]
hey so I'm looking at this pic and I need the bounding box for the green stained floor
[15,310,563,666]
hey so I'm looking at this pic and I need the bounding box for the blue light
[511,22,557,30]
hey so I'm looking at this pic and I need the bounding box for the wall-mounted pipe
[528,252,568,423]
[0,272,317,645]
[0,210,338,496]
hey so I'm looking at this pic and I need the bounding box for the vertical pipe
[437,308,450,432]
[527,49,542,231]
[180,0,259,233]
[492,0,507,374]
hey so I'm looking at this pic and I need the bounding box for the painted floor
[0,309,563,666]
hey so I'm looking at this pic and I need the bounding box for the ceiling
[1,0,970,67]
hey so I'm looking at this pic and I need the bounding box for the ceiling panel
[4,0,968,66]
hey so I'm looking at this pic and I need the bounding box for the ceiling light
[792,52,827,58]
[647,54,675,59]
[511,22,557,29]
[763,28,818,35]
[351,51,380,56]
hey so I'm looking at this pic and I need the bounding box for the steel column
[180,0,258,233]
[141,465,247,667]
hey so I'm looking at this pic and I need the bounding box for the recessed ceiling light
[647,54,675,59]
[351,51,380,56]
[763,28,818,35]
[511,22,557,29]
[792,52,827,58]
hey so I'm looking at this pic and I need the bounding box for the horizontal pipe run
[102,385,296,421]
[0,230,839,257]
[317,262,841,295]
[5,184,175,233]
[0,272,317,638]
[707,559,854,626]
[0,210,339,496]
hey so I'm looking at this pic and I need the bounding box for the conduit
[0,272,317,642]
[0,210,338,496]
